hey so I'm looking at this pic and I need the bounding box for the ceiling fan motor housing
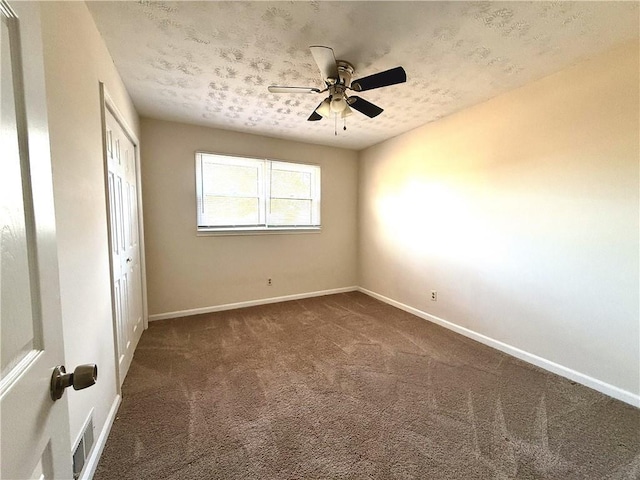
[336,60,355,87]
[328,61,354,113]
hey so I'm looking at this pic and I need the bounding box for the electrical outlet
[430,290,437,301]
[267,278,272,286]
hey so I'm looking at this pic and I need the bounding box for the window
[196,152,321,232]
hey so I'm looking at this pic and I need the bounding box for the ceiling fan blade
[268,86,320,94]
[348,96,384,118]
[308,100,327,121]
[309,46,339,83]
[308,111,322,121]
[351,66,407,92]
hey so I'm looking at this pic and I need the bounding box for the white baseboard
[358,287,640,408]
[82,394,121,480]
[148,286,359,322]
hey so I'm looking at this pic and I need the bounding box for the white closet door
[105,107,143,384]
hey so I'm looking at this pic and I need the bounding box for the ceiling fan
[268,46,407,122]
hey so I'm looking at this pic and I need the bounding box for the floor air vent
[72,415,94,479]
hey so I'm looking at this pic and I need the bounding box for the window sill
[196,227,321,237]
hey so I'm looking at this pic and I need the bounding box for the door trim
[99,83,148,390]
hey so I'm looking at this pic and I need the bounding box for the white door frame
[99,83,148,389]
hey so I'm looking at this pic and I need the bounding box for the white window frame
[195,152,321,234]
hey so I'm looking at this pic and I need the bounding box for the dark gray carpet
[95,292,640,479]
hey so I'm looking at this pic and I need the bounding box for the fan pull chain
[332,115,347,136]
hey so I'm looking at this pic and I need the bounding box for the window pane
[202,163,258,196]
[202,196,259,226]
[269,199,312,225]
[271,169,311,199]
[196,154,320,231]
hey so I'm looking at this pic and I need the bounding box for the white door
[105,107,143,383]
[0,1,73,479]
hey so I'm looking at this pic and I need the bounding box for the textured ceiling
[87,1,639,150]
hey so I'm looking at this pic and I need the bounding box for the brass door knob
[50,364,97,401]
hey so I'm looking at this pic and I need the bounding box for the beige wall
[40,1,139,451]
[358,41,639,398]
[140,119,358,316]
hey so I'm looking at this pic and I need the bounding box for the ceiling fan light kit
[268,45,407,132]
[316,98,332,118]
